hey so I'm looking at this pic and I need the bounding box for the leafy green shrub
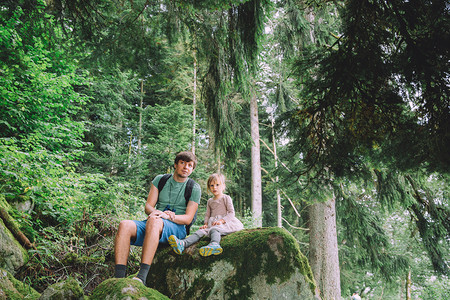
[1,138,147,293]
[420,276,450,300]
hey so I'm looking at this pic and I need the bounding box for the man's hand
[148,210,170,220]
[163,210,176,221]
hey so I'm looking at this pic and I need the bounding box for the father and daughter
[168,172,244,256]
[113,151,244,284]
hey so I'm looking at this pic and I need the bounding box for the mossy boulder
[0,196,29,275]
[146,227,318,300]
[39,276,85,300]
[90,278,170,299]
[0,267,40,300]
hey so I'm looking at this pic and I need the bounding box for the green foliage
[269,0,449,293]
[373,170,450,275]
[0,136,144,293]
[142,101,195,174]
[0,138,143,226]
[51,0,168,77]
[336,169,449,297]
[239,208,263,229]
[1,0,447,297]
[0,4,88,157]
[288,0,449,176]
[337,184,409,281]
[420,276,450,300]
[199,0,273,168]
[81,70,140,175]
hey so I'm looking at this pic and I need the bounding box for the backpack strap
[157,174,172,195]
[184,178,197,235]
[184,178,194,204]
[158,174,193,201]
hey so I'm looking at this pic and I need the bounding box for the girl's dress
[202,194,244,236]
[168,193,243,256]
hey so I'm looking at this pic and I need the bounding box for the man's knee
[146,216,163,231]
[118,220,136,235]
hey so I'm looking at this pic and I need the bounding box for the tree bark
[0,207,35,250]
[250,92,262,227]
[308,196,341,299]
[271,117,282,228]
[138,79,144,153]
[405,269,412,300]
[192,49,197,155]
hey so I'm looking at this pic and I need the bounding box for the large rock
[146,227,318,300]
[0,267,40,300]
[0,196,29,275]
[90,278,170,299]
[39,276,84,300]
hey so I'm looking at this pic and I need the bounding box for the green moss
[0,194,29,259]
[89,278,170,299]
[219,227,316,297]
[147,227,317,299]
[62,252,105,266]
[0,268,40,300]
[0,217,29,266]
[37,276,85,299]
[63,276,84,299]
[183,276,214,299]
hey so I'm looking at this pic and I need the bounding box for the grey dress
[201,194,244,237]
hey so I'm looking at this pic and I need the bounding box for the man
[114,151,201,284]
[351,292,362,300]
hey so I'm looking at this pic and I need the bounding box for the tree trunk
[309,196,341,299]
[250,92,262,227]
[192,49,197,155]
[0,207,35,250]
[405,269,412,300]
[271,116,282,228]
[138,80,144,153]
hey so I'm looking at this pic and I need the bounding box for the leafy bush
[1,137,147,293]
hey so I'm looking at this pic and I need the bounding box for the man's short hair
[174,151,197,169]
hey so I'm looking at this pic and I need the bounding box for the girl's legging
[183,227,221,247]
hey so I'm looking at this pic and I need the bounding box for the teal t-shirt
[152,174,201,215]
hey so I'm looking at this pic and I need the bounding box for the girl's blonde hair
[207,173,226,193]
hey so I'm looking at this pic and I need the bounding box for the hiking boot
[168,235,184,255]
[199,242,223,257]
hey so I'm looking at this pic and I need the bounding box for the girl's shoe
[168,235,184,255]
[199,242,223,257]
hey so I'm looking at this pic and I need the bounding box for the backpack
[157,174,197,235]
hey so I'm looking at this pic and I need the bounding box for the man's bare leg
[135,216,164,284]
[114,220,137,277]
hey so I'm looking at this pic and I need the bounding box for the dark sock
[136,263,151,284]
[114,264,127,278]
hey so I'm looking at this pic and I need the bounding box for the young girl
[168,173,244,256]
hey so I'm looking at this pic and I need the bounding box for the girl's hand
[200,224,208,229]
[212,219,225,226]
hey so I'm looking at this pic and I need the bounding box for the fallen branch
[0,207,36,250]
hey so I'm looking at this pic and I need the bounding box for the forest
[0,0,449,299]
